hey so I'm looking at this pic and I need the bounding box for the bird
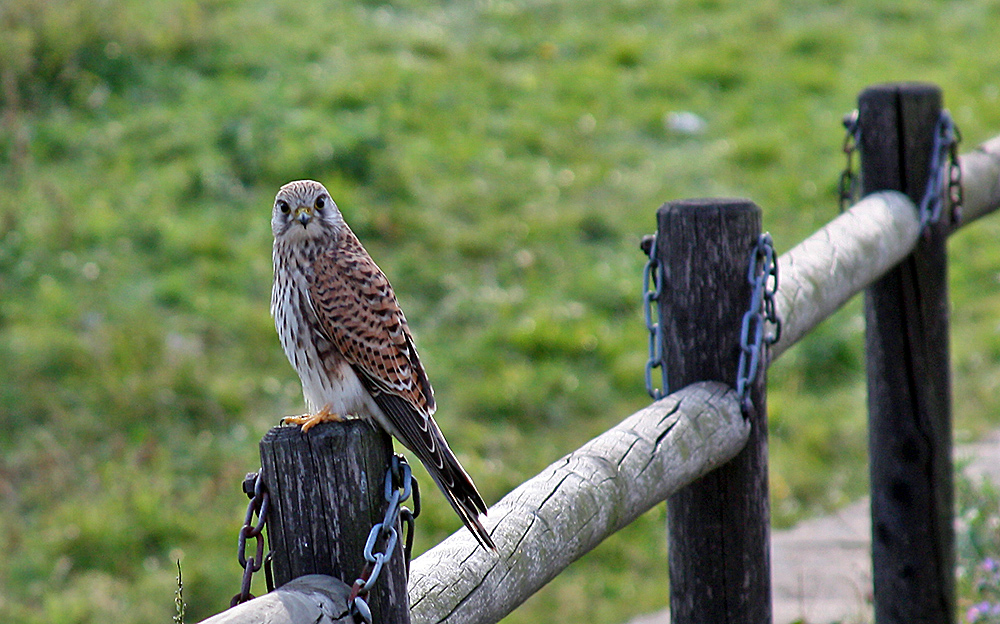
[270,179,496,551]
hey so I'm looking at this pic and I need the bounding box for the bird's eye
[315,196,326,210]
[278,200,290,214]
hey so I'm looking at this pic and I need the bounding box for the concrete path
[627,430,1000,624]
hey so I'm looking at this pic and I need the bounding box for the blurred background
[2,0,1000,622]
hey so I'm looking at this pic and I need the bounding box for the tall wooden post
[859,83,954,623]
[659,199,771,624]
[259,421,411,624]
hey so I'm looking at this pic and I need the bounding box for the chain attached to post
[947,117,964,224]
[839,108,963,228]
[736,233,781,415]
[349,454,419,624]
[398,467,420,576]
[918,110,963,230]
[839,110,861,213]
[231,471,274,607]
[641,234,667,399]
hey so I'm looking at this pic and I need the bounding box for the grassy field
[2,0,1000,622]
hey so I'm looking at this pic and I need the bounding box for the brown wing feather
[307,226,435,415]
[307,226,495,550]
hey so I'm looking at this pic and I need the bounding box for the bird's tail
[363,387,497,551]
[427,453,497,552]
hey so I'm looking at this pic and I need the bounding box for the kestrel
[270,179,495,551]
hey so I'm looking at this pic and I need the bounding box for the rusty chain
[228,457,418,619]
[231,470,273,607]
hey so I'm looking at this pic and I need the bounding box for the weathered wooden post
[260,421,411,623]
[859,83,955,623]
[657,199,771,624]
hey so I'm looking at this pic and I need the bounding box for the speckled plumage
[271,180,494,551]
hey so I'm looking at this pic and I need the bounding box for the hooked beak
[293,205,313,226]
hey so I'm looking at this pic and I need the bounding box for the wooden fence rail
[773,133,1000,361]
[198,84,1000,624]
[410,382,748,624]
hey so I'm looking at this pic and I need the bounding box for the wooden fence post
[658,199,771,624]
[259,421,411,624]
[859,83,955,623]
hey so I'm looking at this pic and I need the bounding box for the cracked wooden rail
[772,134,1000,361]
[408,381,749,624]
[199,575,354,624]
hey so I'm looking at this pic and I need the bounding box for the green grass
[2,0,1000,622]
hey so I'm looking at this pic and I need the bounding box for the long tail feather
[429,460,497,552]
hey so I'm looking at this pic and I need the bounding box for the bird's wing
[307,226,436,416]
[307,226,494,550]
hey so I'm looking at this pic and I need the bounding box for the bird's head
[272,180,343,241]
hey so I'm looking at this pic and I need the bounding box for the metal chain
[840,108,963,228]
[231,471,274,607]
[919,110,963,230]
[398,468,420,576]
[641,234,667,399]
[349,454,419,624]
[947,118,964,223]
[735,233,781,414]
[839,110,861,213]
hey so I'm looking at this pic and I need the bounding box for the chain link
[398,471,420,576]
[736,233,781,414]
[839,110,861,213]
[229,458,418,619]
[840,108,963,228]
[948,119,964,224]
[918,110,963,230]
[231,471,273,607]
[349,454,418,624]
[641,234,667,399]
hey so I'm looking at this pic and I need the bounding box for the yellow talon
[281,405,343,432]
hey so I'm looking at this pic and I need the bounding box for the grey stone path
[626,430,1000,624]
